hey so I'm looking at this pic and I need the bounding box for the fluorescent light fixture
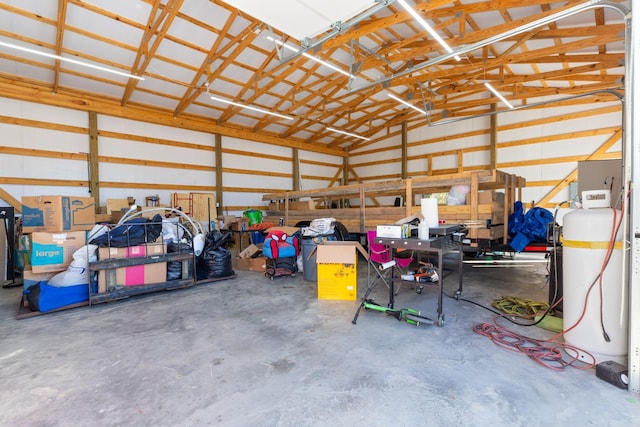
[267,36,355,78]
[0,40,144,80]
[210,95,294,120]
[326,126,371,141]
[484,82,515,109]
[397,0,461,62]
[388,93,427,115]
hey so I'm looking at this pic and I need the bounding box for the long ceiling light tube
[326,126,371,141]
[267,36,354,78]
[484,82,514,109]
[387,93,427,115]
[0,40,144,80]
[210,95,293,120]
[397,0,461,61]
[351,0,616,93]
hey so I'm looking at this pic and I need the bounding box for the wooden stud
[88,111,100,212]
[215,133,223,216]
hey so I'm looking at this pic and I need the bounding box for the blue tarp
[508,201,554,251]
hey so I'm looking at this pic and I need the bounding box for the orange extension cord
[473,193,626,371]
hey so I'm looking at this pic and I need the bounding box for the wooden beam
[88,111,99,211]
[53,0,67,93]
[0,186,21,213]
[0,80,347,157]
[121,0,183,106]
[401,121,407,179]
[215,133,222,215]
[293,148,300,191]
[174,11,259,117]
[490,103,497,169]
[535,128,622,206]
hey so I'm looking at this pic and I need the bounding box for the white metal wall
[0,98,342,217]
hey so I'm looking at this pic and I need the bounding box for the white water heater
[562,191,627,364]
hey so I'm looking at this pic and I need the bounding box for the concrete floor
[0,254,637,426]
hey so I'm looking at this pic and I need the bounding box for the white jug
[418,221,429,240]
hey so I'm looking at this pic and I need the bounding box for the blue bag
[24,282,89,312]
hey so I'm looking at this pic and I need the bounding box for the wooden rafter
[121,0,184,106]
[53,0,67,93]
[0,0,628,151]
[535,127,622,207]
[174,11,261,117]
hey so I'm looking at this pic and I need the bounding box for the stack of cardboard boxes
[20,195,96,302]
[21,195,171,301]
[235,243,267,271]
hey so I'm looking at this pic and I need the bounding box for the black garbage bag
[91,214,163,247]
[25,283,42,312]
[196,231,234,280]
[166,242,194,281]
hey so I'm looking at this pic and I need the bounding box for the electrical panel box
[577,159,622,208]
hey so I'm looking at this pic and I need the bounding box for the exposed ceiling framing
[0,0,627,151]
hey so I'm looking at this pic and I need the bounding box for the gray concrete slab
[0,255,638,426]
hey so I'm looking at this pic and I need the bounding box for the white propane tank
[562,191,626,364]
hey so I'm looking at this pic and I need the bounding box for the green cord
[492,296,550,316]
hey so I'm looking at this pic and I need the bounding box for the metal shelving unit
[87,251,197,304]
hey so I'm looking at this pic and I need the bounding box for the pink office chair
[367,230,422,294]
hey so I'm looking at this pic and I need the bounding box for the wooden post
[293,148,300,191]
[490,103,497,169]
[401,121,408,179]
[342,156,349,207]
[88,111,100,212]
[359,184,365,235]
[215,133,222,216]
[470,172,478,222]
[405,178,412,217]
[284,192,290,225]
[502,174,514,244]
[342,155,349,186]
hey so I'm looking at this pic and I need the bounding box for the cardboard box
[97,242,167,293]
[466,224,505,240]
[219,215,237,229]
[235,256,267,272]
[315,241,368,301]
[478,190,505,205]
[289,200,314,210]
[231,218,249,231]
[22,195,96,232]
[376,223,410,239]
[238,244,261,259]
[139,206,166,218]
[22,268,58,291]
[31,231,86,273]
[106,199,131,215]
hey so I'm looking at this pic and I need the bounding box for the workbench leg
[388,265,396,309]
[455,243,464,299]
[436,251,445,327]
